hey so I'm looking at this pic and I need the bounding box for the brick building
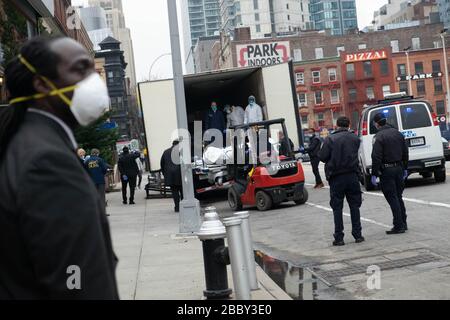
[341,48,396,128]
[392,47,448,117]
[294,57,343,129]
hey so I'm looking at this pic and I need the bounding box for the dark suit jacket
[0,112,119,300]
[160,145,182,186]
[118,152,140,177]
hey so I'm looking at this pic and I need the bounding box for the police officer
[319,117,364,246]
[371,113,409,235]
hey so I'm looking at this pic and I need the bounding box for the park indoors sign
[396,72,443,82]
[344,50,388,63]
[236,41,291,67]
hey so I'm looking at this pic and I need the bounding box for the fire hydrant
[197,207,232,300]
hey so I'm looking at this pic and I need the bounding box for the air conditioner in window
[299,103,307,107]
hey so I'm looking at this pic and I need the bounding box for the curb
[255,265,293,300]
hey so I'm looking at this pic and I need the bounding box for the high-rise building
[374,0,440,31]
[309,0,358,35]
[88,0,136,90]
[438,0,450,28]
[78,6,113,51]
[219,0,311,39]
[182,0,221,74]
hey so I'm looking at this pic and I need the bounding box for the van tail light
[362,121,368,136]
[432,113,439,126]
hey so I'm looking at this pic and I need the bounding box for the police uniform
[371,115,409,233]
[319,128,363,244]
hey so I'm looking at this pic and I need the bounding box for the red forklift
[227,119,309,211]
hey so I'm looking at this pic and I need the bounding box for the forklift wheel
[295,188,309,205]
[256,191,273,211]
[228,187,243,211]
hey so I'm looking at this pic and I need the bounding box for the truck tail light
[362,121,368,136]
[432,113,439,126]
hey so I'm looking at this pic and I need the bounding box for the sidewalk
[106,188,291,300]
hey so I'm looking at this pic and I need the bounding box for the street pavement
[207,162,450,300]
[106,186,291,300]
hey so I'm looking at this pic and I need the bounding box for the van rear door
[398,102,443,161]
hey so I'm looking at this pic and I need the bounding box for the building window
[417,80,426,95]
[315,91,323,104]
[391,40,399,53]
[301,115,308,127]
[255,13,260,21]
[298,93,307,106]
[337,46,345,56]
[316,113,325,127]
[312,71,321,84]
[253,0,259,10]
[330,89,340,104]
[287,14,290,21]
[346,63,355,80]
[315,48,324,59]
[432,60,441,73]
[412,37,421,50]
[293,49,302,62]
[286,3,289,10]
[399,81,409,95]
[415,62,424,74]
[108,71,114,78]
[366,86,375,100]
[295,72,305,85]
[434,78,443,93]
[328,68,337,82]
[358,43,367,50]
[363,61,373,77]
[382,85,391,97]
[436,100,446,115]
[380,60,389,76]
[256,24,261,32]
[397,64,407,76]
[349,88,357,102]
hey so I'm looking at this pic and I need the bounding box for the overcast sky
[73,0,388,81]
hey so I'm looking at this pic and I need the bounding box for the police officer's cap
[373,113,387,125]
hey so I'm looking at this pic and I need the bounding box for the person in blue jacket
[85,148,108,207]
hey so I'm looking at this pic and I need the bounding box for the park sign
[344,50,388,63]
[396,72,443,82]
[236,41,290,67]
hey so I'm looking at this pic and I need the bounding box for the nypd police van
[358,93,446,191]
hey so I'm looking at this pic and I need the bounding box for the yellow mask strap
[15,54,74,106]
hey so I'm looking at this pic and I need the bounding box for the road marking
[306,183,450,209]
[306,202,391,228]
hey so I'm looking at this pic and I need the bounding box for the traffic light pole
[167,0,201,234]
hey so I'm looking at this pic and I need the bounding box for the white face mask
[70,73,110,126]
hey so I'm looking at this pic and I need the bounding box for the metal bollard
[197,207,232,300]
[234,211,258,290]
[222,217,252,300]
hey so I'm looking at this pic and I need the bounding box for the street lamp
[167,0,201,234]
[404,46,413,95]
[440,29,450,124]
[148,53,172,80]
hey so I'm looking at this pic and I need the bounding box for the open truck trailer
[138,62,303,194]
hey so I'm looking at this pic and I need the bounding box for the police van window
[369,107,398,135]
[400,104,432,130]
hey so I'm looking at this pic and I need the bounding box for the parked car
[443,137,450,161]
[358,93,446,191]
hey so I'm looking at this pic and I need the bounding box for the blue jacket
[85,156,108,185]
[204,109,226,133]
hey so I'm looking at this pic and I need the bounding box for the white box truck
[138,62,303,192]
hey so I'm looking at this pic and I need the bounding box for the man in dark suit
[118,146,140,205]
[160,140,183,212]
[0,37,118,299]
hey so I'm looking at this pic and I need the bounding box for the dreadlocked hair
[0,36,61,156]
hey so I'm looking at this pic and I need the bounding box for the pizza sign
[236,41,290,67]
[345,50,388,63]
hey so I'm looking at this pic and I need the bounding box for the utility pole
[404,47,413,95]
[441,29,450,126]
[167,0,201,234]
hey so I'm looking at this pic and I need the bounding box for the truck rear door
[262,62,301,149]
